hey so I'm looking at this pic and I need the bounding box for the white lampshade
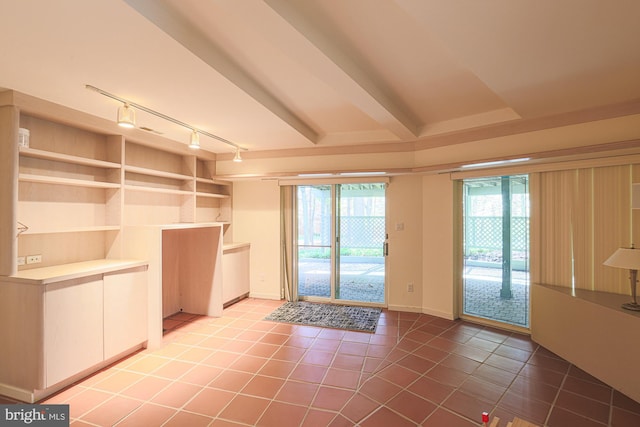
[189,130,200,149]
[233,148,242,162]
[604,247,640,270]
[117,104,136,128]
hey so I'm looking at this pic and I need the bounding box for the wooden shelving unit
[0,90,233,403]
[0,91,232,274]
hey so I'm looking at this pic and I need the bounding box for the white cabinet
[0,260,147,403]
[104,267,148,359]
[44,277,104,387]
[222,243,250,306]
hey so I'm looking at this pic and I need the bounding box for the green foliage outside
[299,247,383,259]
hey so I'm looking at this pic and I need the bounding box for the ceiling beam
[123,0,319,144]
[264,0,421,141]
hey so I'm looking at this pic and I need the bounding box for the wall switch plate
[407,283,414,292]
[17,256,25,266]
[26,254,42,264]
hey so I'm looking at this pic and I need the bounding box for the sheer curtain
[531,164,633,293]
[280,186,296,301]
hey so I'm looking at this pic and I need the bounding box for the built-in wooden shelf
[195,192,229,199]
[19,225,121,235]
[19,173,120,189]
[124,184,193,196]
[125,165,192,181]
[19,147,121,169]
[196,177,231,186]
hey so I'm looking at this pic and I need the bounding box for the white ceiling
[2,0,640,155]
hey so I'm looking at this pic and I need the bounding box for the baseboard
[422,307,455,320]
[223,293,250,308]
[386,304,455,320]
[249,292,281,301]
[387,304,423,313]
[0,343,145,404]
[0,383,36,403]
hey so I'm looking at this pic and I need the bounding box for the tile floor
[3,298,639,426]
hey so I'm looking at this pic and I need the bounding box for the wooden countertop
[0,259,148,285]
[533,283,640,318]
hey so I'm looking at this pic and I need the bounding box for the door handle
[384,242,389,256]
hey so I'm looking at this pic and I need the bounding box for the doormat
[264,301,381,333]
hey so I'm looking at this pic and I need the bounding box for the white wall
[421,174,456,319]
[386,175,424,312]
[232,180,281,300]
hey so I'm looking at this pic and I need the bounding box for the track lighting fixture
[233,148,242,162]
[117,103,136,128]
[86,84,247,154]
[189,130,200,149]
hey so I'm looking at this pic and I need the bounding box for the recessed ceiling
[1,0,639,154]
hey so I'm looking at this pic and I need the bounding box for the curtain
[531,170,575,287]
[592,166,632,293]
[280,186,296,301]
[532,164,633,294]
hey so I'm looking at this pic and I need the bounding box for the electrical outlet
[26,254,42,264]
[407,282,414,292]
[17,256,25,266]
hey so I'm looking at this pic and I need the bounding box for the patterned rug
[264,301,382,333]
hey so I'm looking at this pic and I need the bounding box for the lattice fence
[465,216,529,254]
[339,216,385,249]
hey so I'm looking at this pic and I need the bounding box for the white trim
[278,176,390,186]
[387,304,422,313]
[450,153,640,180]
[249,292,282,301]
[422,307,456,320]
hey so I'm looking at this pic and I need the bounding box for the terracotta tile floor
[4,298,639,426]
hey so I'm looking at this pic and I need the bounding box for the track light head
[117,103,136,128]
[189,130,200,149]
[89,86,246,156]
[233,148,242,162]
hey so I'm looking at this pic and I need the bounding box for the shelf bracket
[17,221,29,237]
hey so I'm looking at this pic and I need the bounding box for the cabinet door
[45,278,103,387]
[222,246,250,304]
[104,268,148,359]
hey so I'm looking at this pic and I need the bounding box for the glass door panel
[337,183,386,303]
[462,175,530,328]
[297,185,333,299]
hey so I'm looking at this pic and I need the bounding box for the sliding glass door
[296,185,333,299]
[461,175,530,328]
[296,183,386,305]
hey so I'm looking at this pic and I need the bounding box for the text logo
[0,405,69,427]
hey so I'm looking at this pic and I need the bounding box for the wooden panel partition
[125,224,224,349]
[0,106,19,276]
[531,283,640,403]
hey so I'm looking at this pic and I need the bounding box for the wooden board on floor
[488,416,540,427]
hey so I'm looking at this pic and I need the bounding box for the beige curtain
[531,164,633,294]
[280,186,296,301]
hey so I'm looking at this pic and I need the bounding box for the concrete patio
[298,259,530,327]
